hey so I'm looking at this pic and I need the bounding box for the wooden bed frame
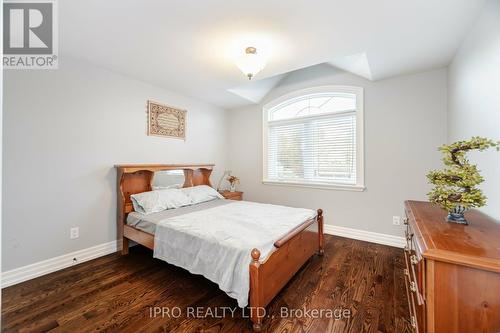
[115,164,324,331]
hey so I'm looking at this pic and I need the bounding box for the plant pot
[446,205,468,224]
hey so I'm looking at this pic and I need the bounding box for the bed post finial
[251,248,261,262]
[317,209,324,256]
[250,248,262,332]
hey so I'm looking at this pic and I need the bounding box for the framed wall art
[147,100,186,140]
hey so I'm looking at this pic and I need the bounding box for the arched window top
[263,85,365,191]
[268,92,356,121]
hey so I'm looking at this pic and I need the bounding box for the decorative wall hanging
[147,100,186,140]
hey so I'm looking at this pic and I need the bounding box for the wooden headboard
[115,163,214,214]
[115,164,214,241]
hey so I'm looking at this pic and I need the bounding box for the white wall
[228,65,448,236]
[2,57,228,271]
[448,0,500,221]
[1,54,452,271]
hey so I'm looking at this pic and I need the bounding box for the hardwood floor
[2,235,412,333]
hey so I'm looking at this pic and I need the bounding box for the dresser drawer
[404,215,426,332]
[404,217,422,257]
[404,248,426,332]
[404,265,419,333]
[404,215,426,296]
[404,249,424,304]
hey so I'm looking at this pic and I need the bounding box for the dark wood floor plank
[2,235,410,333]
[392,252,413,333]
[2,262,162,332]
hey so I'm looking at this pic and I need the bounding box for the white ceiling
[60,0,486,109]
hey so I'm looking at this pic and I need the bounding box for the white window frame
[262,85,365,191]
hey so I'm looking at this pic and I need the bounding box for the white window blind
[263,87,364,190]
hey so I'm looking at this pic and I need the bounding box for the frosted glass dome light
[235,47,266,80]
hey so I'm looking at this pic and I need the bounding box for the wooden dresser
[404,200,500,333]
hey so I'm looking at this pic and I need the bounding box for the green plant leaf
[427,137,498,211]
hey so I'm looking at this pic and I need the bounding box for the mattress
[152,200,316,307]
[126,198,230,234]
[128,198,317,307]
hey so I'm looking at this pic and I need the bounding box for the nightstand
[219,190,243,201]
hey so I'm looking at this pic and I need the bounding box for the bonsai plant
[427,136,499,224]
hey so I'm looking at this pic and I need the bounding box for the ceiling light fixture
[235,47,266,80]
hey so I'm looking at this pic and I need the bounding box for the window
[263,86,364,190]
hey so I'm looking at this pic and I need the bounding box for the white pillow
[130,188,193,214]
[180,185,223,204]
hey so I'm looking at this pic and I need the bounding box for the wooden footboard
[249,209,324,331]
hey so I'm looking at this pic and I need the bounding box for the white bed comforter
[153,200,316,307]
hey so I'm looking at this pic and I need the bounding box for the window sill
[262,180,366,192]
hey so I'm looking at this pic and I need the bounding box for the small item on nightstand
[219,190,243,201]
[216,170,232,192]
[227,175,240,192]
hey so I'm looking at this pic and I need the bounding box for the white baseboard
[1,226,403,288]
[1,240,118,288]
[324,224,405,248]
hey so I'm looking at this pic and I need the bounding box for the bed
[115,164,324,331]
